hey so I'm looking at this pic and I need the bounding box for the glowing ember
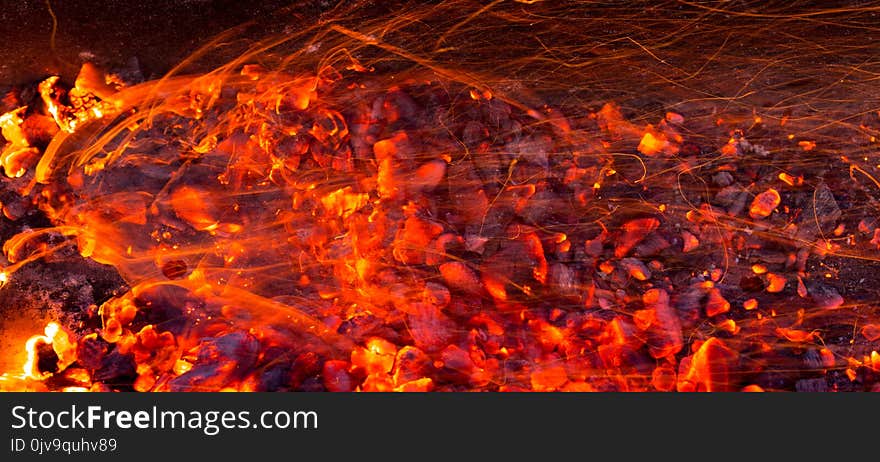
[766,273,787,293]
[704,288,730,317]
[681,231,699,253]
[22,322,76,380]
[0,107,41,178]
[749,189,781,219]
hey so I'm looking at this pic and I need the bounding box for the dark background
[0,0,339,84]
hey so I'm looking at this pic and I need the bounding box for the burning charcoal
[597,343,644,370]
[274,135,305,170]
[802,348,835,370]
[749,188,781,219]
[322,360,354,392]
[810,183,841,227]
[797,277,808,298]
[480,232,548,302]
[673,284,703,327]
[411,159,447,193]
[351,337,397,375]
[168,332,259,391]
[55,367,92,390]
[134,373,157,392]
[858,218,877,235]
[426,233,465,266]
[547,263,580,300]
[802,349,820,369]
[530,365,568,391]
[677,337,737,392]
[584,232,606,257]
[517,190,558,225]
[642,289,683,359]
[4,14,878,394]
[392,215,444,265]
[731,138,769,157]
[290,352,323,388]
[169,185,221,231]
[383,89,421,125]
[394,377,434,392]
[681,230,699,252]
[0,87,19,112]
[423,282,451,308]
[765,273,787,293]
[862,324,880,342]
[359,373,395,392]
[476,192,521,241]
[793,248,810,273]
[373,132,414,199]
[775,327,816,343]
[739,275,765,292]
[0,192,31,220]
[620,258,651,281]
[337,313,384,342]
[0,107,41,178]
[20,112,59,149]
[438,262,482,295]
[167,367,226,392]
[637,130,671,156]
[872,229,880,249]
[481,98,512,128]
[596,103,639,138]
[651,365,676,392]
[704,288,730,317]
[74,63,118,100]
[615,217,660,258]
[438,344,475,377]
[532,319,568,352]
[449,186,489,226]
[633,233,670,257]
[392,346,431,386]
[407,304,455,353]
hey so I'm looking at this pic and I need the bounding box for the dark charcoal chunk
[168,332,260,391]
[35,341,60,376]
[76,335,110,371]
[740,276,765,292]
[295,376,326,391]
[93,351,136,383]
[795,377,829,392]
[797,182,841,240]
